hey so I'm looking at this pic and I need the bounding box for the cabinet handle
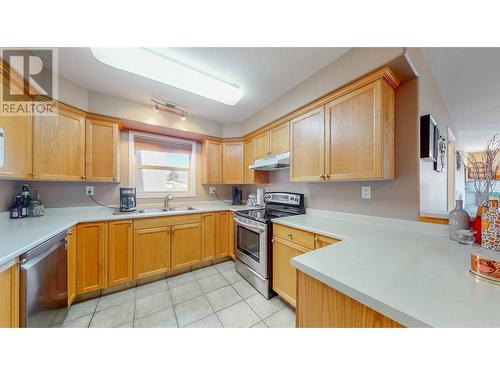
[326,174,330,179]
[31,172,37,177]
[81,176,86,179]
[314,237,319,241]
[320,174,325,179]
[287,233,292,238]
[67,231,72,236]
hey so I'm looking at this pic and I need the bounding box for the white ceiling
[422,48,500,150]
[57,47,349,124]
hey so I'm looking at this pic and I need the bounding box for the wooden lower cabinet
[296,271,403,328]
[134,226,171,279]
[108,220,133,287]
[216,212,231,258]
[314,234,340,249]
[77,221,107,294]
[66,226,77,306]
[202,213,217,262]
[272,236,309,307]
[171,223,202,270]
[0,259,20,328]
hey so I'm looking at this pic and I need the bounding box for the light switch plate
[361,186,372,200]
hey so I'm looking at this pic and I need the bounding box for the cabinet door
[85,118,119,182]
[254,131,270,160]
[314,234,340,249]
[270,122,290,155]
[171,223,202,270]
[229,212,235,259]
[325,80,392,180]
[222,142,244,184]
[108,220,133,287]
[290,107,326,181]
[33,104,86,181]
[272,236,308,307]
[204,140,223,184]
[202,213,217,262]
[66,226,77,306]
[77,222,107,294]
[244,138,256,184]
[0,260,19,328]
[0,79,32,179]
[134,226,171,279]
[216,212,231,258]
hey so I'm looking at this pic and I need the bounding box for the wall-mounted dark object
[420,114,438,162]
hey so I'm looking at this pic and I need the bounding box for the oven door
[234,217,268,278]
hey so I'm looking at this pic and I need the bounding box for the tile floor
[60,260,296,328]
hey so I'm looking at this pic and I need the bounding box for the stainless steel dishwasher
[19,231,68,327]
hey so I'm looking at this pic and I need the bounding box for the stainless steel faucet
[164,194,174,210]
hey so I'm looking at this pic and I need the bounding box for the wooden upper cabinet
[254,131,270,160]
[85,117,120,182]
[33,104,86,181]
[0,79,32,180]
[0,259,19,328]
[325,79,395,180]
[171,222,202,270]
[290,107,325,182]
[108,220,133,287]
[244,138,256,184]
[202,140,223,184]
[270,122,290,155]
[244,138,268,185]
[222,141,244,184]
[77,221,107,295]
[66,226,77,306]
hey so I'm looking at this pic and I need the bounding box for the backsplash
[3,181,235,209]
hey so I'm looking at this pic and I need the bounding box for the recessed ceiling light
[90,48,244,105]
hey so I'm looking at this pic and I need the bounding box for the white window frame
[128,131,197,198]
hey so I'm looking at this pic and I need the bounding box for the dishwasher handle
[20,238,67,271]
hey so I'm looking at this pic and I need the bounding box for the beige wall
[0,180,17,212]
[252,78,420,220]
[405,48,457,213]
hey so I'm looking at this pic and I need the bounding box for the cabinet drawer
[134,213,201,230]
[273,224,315,249]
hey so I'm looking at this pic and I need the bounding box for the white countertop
[0,202,252,267]
[273,209,500,328]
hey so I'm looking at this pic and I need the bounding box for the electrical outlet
[86,186,95,196]
[209,187,216,194]
[361,186,372,200]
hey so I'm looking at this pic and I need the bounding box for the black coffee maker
[232,186,242,205]
[120,187,136,212]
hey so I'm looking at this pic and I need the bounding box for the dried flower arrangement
[461,135,500,206]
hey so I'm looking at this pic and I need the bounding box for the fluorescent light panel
[90,48,244,105]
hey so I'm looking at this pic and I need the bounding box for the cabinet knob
[113,177,117,181]
[287,233,292,238]
[31,172,37,177]
[320,174,325,179]
[81,176,86,179]
[314,236,319,241]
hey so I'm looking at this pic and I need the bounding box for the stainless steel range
[234,192,305,299]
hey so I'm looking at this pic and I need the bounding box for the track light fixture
[151,99,188,121]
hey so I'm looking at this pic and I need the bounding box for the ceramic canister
[482,209,500,250]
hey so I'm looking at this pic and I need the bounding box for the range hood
[249,152,290,170]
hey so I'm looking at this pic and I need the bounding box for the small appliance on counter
[232,186,242,205]
[119,187,137,212]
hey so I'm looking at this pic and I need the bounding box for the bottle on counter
[449,199,470,241]
[21,184,31,217]
[481,196,500,250]
[9,196,23,219]
[28,189,45,217]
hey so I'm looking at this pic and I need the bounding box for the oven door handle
[234,217,266,233]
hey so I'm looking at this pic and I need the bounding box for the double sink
[137,206,198,214]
